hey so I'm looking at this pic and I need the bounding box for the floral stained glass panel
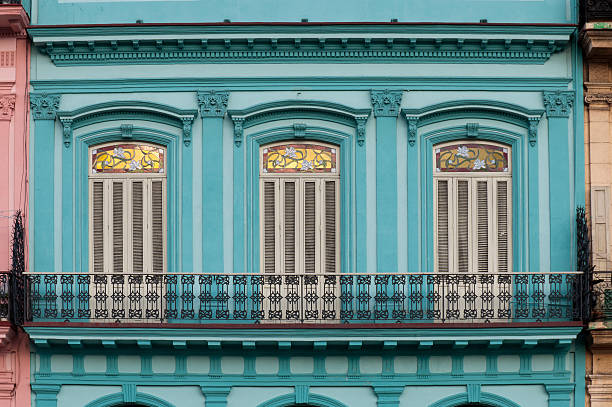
[436,143,509,173]
[263,144,337,173]
[91,144,165,174]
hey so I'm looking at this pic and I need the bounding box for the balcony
[23,272,589,326]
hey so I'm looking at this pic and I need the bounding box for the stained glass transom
[91,143,165,174]
[436,143,509,173]
[262,143,337,174]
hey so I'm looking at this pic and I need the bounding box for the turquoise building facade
[24,1,587,406]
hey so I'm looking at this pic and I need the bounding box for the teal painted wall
[29,0,576,25]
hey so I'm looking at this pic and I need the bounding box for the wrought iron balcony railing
[24,272,588,324]
[0,272,10,321]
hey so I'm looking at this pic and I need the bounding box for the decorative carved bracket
[60,118,73,148]
[181,117,194,146]
[356,115,368,146]
[466,122,479,138]
[197,90,229,117]
[293,123,306,138]
[30,93,61,120]
[0,95,15,121]
[232,118,244,147]
[406,115,418,147]
[528,118,540,147]
[543,90,574,118]
[370,89,403,117]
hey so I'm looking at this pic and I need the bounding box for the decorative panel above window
[436,143,509,173]
[262,143,337,174]
[91,143,165,174]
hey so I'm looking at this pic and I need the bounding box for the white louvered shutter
[282,180,297,274]
[475,180,489,273]
[262,180,277,273]
[303,180,318,274]
[456,179,470,273]
[112,181,125,273]
[151,180,164,273]
[496,180,510,273]
[323,180,339,274]
[92,181,105,273]
[435,179,450,273]
[131,181,144,273]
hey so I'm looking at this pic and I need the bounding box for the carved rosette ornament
[370,89,403,117]
[30,93,61,120]
[197,90,229,117]
[0,95,15,121]
[543,91,574,118]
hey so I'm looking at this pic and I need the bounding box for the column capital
[370,89,403,117]
[30,93,61,120]
[197,90,229,117]
[543,90,574,118]
[0,94,15,121]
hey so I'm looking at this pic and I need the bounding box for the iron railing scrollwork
[24,272,586,324]
[0,211,25,324]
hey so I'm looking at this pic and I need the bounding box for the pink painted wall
[0,4,31,407]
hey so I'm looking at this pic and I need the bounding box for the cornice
[0,94,15,121]
[581,27,612,57]
[0,6,29,38]
[29,29,572,66]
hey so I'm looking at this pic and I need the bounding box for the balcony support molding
[543,91,574,272]
[31,384,61,407]
[371,89,403,274]
[373,386,405,407]
[197,90,228,275]
[201,386,231,407]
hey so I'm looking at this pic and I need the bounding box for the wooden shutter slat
[112,182,124,273]
[284,181,296,273]
[263,181,276,273]
[324,180,336,273]
[457,180,469,273]
[497,180,509,273]
[132,181,144,273]
[304,181,316,273]
[437,180,449,273]
[477,180,489,273]
[151,180,164,273]
[92,181,105,273]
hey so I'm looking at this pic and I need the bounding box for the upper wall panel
[32,0,577,25]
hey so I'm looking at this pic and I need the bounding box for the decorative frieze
[371,90,403,117]
[35,36,570,66]
[30,93,61,120]
[197,90,229,117]
[0,95,15,121]
[543,91,574,118]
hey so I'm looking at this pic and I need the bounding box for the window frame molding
[422,126,525,274]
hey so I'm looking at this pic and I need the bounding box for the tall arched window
[260,142,340,274]
[433,141,512,273]
[89,142,166,274]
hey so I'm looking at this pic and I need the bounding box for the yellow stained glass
[91,143,165,174]
[263,143,337,173]
[436,143,509,173]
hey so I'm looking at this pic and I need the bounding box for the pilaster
[231,116,245,273]
[31,384,61,407]
[373,386,405,407]
[543,90,574,271]
[528,117,541,273]
[405,114,419,272]
[371,89,402,273]
[30,93,61,273]
[201,386,231,407]
[355,115,368,273]
[197,90,228,274]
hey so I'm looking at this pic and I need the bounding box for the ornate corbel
[181,117,194,146]
[370,89,403,117]
[197,90,229,117]
[30,93,61,120]
[232,118,244,147]
[0,95,15,121]
[120,123,133,139]
[543,90,574,118]
[355,115,368,146]
[293,123,306,138]
[466,122,479,138]
[406,115,418,146]
[60,118,73,148]
[528,117,540,147]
